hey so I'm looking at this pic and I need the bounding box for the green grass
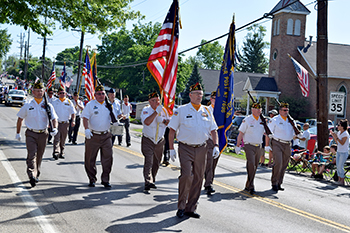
[132,128,143,133]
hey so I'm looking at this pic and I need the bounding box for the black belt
[28,128,46,133]
[58,121,69,124]
[92,130,109,135]
[180,141,206,148]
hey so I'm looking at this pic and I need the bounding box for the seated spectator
[311,144,337,179]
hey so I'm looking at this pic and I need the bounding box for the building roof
[198,68,270,99]
[269,0,310,15]
[247,76,279,92]
[299,41,350,79]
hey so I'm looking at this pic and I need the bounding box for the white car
[5,90,27,106]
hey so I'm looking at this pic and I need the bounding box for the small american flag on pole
[46,62,56,89]
[147,0,180,115]
[289,54,309,97]
[83,50,95,100]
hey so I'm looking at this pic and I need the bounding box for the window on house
[277,19,280,35]
[287,19,293,35]
[294,19,301,36]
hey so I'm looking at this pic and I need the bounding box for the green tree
[196,39,224,70]
[182,63,205,104]
[97,22,163,101]
[271,97,308,120]
[0,28,12,61]
[238,24,269,74]
[0,0,142,37]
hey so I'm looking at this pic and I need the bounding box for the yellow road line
[79,131,350,232]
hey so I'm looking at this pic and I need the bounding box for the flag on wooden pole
[147,0,181,115]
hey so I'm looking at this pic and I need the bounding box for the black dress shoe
[127,143,131,147]
[272,185,278,192]
[53,155,58,160]
[278,185,285,191]
[244,187,255,195]
[101,182,112,188]
[176,209,185,218]
[88,181,95,187]
[35,177,39,183]
[118,142,122,146]
[205,186,215,194]
[29,177,36,187]
[47,141,52,144]
[148,183,157,189]
[184,212,200,218]
[59,154,65,159]
[72,142,77,145]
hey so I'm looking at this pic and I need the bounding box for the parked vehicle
[227,115,246,147]
[0,86,4,103]
[306,118,333,128]
[4,90,27,106]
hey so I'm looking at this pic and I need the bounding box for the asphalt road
[1,102,350,233]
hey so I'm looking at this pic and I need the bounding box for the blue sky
[3,0,349,62]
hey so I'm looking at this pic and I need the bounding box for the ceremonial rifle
[96,78,117,123]
[274,98,301,135]
[247,91,272,136]
[43,92,53,132]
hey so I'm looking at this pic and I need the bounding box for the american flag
[59,62,67,88]
[46,62,56,89]
[147,0,180,115]
[83,50,95,100]
[289,55,309,97]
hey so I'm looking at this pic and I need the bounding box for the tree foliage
[0,0,142,37]
[238,24,269,74]
[196,39,224,70]
[0,28,12,60]
[271,97,309,120]
[182,63,205,104]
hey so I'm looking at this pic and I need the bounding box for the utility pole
[18,32,25,60]
[39,18,52,82]
[316,0,328,150]
[24,29,30,80]
[72,29,85,93]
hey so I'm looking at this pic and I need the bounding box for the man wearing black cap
[168,83,219,219]
[236,103,265,194]
[107,88,122,145]
[82,85,117,188]
[47,87,57,144]
[119,95,132,146]
[16,81,58,187]
[267,102,297,192]
[203,91,219,195]
[68,91,84,145]
[141,91,170,191]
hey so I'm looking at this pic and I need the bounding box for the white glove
[212,146,220,159]
[156,116,164,123]
[15,133,21,141]
[169,149,176,162]
[50,128,58,137]
[265,146,272,152]
[156,105,163,114]
[235,146,241,154]
[85,129,93,139]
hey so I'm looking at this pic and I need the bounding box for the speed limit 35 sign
[329,92,345,115]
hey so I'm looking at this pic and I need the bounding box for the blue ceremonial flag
[213,17,236,153]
